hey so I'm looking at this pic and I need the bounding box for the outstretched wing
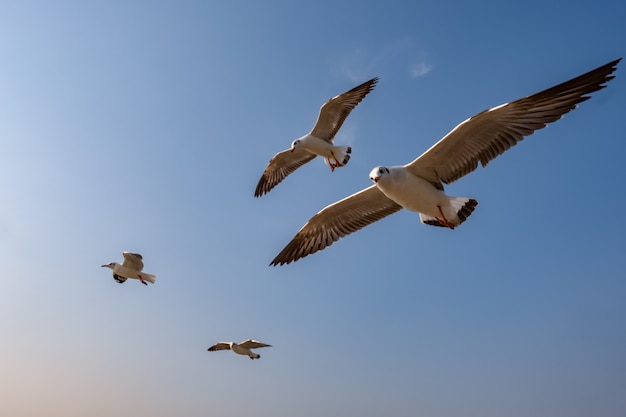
[207,342,231,352]
[310,77,378,142]
[239,339,272,349]
[407,59,621,189]
[121,252,144,271]
[271,185,403,265]
[255,148,316,197]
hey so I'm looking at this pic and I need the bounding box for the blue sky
[1,1,625,416]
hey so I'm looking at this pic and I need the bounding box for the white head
[290,139,302,152]
[101,262,117,270]
[369,166,390,183]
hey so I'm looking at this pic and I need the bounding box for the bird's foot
[140,279,148,285]
[437,206,456,230]
[328,152,341,172]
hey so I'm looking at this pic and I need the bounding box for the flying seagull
[207,339,271,360]
[270,58,621,266]
[254,77,378,197]
[101,252,156,285]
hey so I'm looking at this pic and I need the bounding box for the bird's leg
[436,205,455,229]
[138,274,148,285]
[328,152,339,172]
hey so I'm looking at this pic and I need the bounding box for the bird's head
[369,166,390,183]
[290,139,301,152]
[101,262,115,270]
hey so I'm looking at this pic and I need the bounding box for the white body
[374,166,451,218]
[108,263,156,284]
[230,342,261,359]
[293,134,351,168]
[372,166,472,226]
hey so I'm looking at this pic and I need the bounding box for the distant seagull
[270,58,621,265]
[254,77,378,197]
[101,252,156,285]
[207,339,271,360]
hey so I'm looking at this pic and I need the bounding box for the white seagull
[101,252,156,285]
[255,77,378,197]
[207,339,271,360]
[270,58,621,266]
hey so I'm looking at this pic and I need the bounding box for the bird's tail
[420,197,478,229]
[324,146,352,168]
[140,273,156,284]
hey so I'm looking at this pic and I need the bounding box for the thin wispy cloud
[334,37,433,82]
[409,61,433,78]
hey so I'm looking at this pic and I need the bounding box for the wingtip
[269,257,291,267]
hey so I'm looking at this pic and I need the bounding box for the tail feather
[324,146,352,168]
[420,198,478,229]
[140,273,156,284]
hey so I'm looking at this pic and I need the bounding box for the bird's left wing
[121,252,144,271]
[271,185,402,265]
[255,148,316,197]
[239,339,271,349]
[208,342,231,352]
[310,77,378,142]
[406,58,620,188]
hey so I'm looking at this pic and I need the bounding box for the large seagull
[255,77,378,197]
[270,58,621,266]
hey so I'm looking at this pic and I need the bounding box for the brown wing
[270,185,403,266]
[239,339,271,349]
[207,342,231,352]
[121,252,144,271]
[406,59,620,188]
[310,77,378,142]
[255,148,316,197]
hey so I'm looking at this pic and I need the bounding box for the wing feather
[239,339,271,349]
[407,58,621,187]
[310,78,378,141]
[255,149,316,197]
[121,252,144,271]
[207,342,231,352]
[270,185,403,265]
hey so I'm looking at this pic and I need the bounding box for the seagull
[207,339,271,360]
[101,252,156,285]
[254,77,378,197]
[270,58,621,266]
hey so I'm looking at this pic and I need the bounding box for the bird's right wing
[310,77,378,142]
[255,148,316,197]
[406,58,620,188]
[207,342,231,352]
[121,252,144,271]
[270,185,403,265]
[239,339,271,349]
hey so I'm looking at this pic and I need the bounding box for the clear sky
[1,1,624,416]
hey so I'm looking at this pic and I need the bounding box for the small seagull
[270,58,621,265]
[207,339,271,360]
[254,77,378,197]
[101,252,156,285]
